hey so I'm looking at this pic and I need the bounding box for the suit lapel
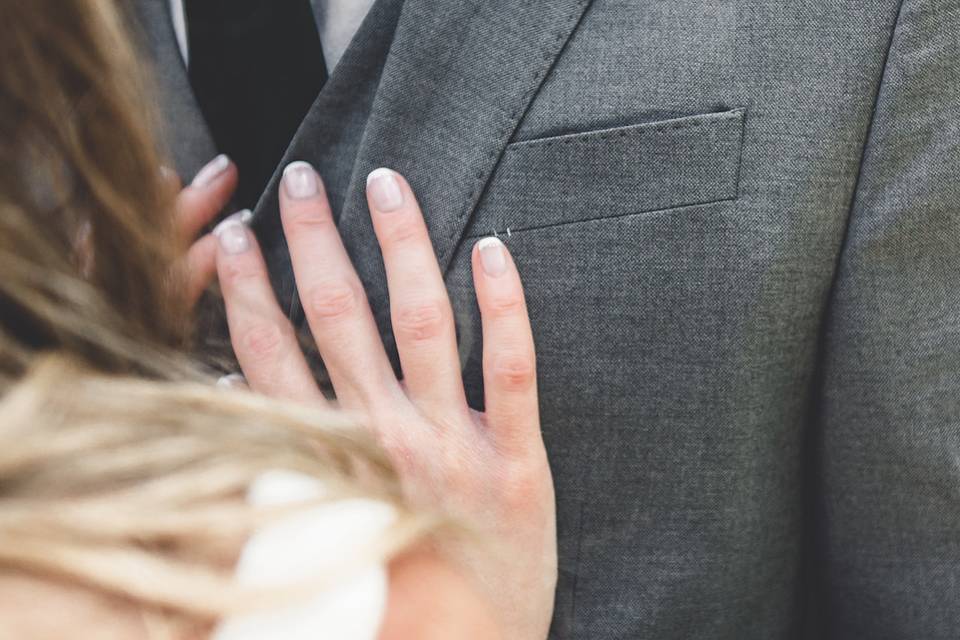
[138,0,594,371]
[249,0,407,314]
[336,0,594,331]
[133,0,216,179]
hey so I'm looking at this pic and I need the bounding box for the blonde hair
[0,0,433,631]
[0,359,433,620]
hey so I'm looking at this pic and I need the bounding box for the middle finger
[279,162,399,409]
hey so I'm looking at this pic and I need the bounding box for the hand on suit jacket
[209,161,557,639]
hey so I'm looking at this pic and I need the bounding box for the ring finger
[366,168,466,416]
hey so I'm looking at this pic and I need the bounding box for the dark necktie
[186,0,327,209]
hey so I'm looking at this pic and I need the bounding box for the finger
[279,161,399,409]
[214,212,326,405]
[366,168,466,415]
[472,238,539,454]
[181,209,251,307]
[183,233,217,306]
[177,154,239,242]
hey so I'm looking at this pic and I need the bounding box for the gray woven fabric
[135,0,960,637]
[131,0,215,180]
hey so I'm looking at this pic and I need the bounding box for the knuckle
[306,281,359,321]
[394,299,449,342]
[490,351,536,392]
[221,259,262,288]
[237,322,288,361]
[500,461,549,510]
[382,218,422,247]
[284,206,333,233]
[486,294,526,319]
[440,448,480,495]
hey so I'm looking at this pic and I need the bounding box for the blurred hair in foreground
[0,1,431,634]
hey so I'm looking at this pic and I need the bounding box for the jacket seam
[813,2,908,356]
[464,195,738,239]
[801,0,909,632]
[813,1,908,388]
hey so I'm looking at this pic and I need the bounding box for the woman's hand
[165,155,239,305]
[213,162,557,638]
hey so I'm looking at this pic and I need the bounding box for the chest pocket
[467,108,746,237]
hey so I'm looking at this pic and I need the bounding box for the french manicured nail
[477,237,508,277]
[283,161,319,199]
[216,373,249,390]
[213,210,252,255]
[192,154,230,188]
[367,168,404,212]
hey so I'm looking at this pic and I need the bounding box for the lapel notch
[337,0,593,331]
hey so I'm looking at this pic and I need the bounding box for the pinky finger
[472,238,540,455]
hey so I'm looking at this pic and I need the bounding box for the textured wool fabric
[134,0,960,637]
[134,0,217,181]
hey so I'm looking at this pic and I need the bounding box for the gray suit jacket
[134,0,960,637]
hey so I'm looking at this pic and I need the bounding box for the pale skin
[0,550,500,639]
[0,158,556,638]
[212,160,557,638]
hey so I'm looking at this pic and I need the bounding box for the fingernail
[283,161,319,199]
[367,168,404,212]
[477,237,508,277]
[216,373,248,390]
[213,210,251,255]
[192,154,230,188]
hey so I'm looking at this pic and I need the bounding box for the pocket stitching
[506,108,745,152]
[465,196,736,238]
[469,107,747,238]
